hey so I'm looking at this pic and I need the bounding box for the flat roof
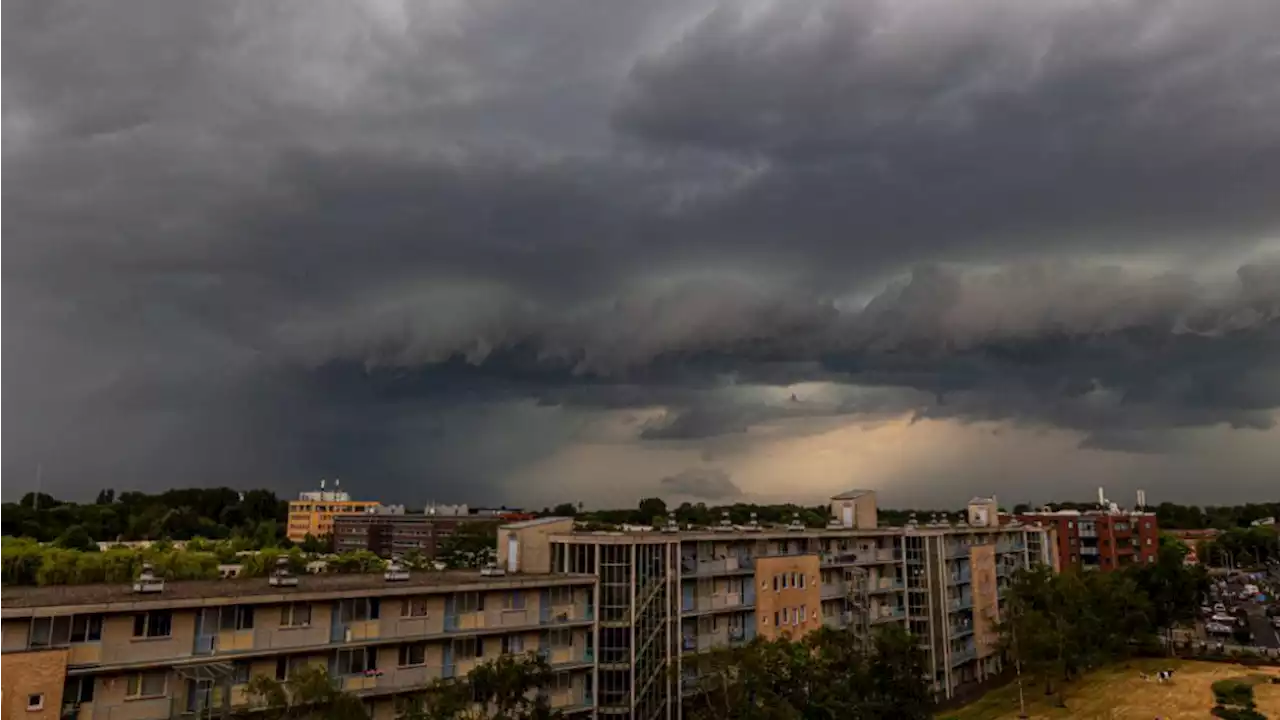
[1,570,595,617]
[548,524,1040,543]
[830,489,874,500]
[500,516,573,530]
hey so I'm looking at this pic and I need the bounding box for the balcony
[869,579,904,593]
[821,548,900,567]
[996,541,1026,554]
[1080,546,1100,556]
[949,596,973,612]
[683,592,749,615]
[539,646,595,667]
[948,570,972,585]
[341,665,455,695]
[728,627,747,644]
[949,647,977,665]
[871,607,905,623]
[820,582,847,600]
[541,603,594,624]
[949,624,975,638]
[89,696,173,720]
[946,545,971,559]
[683,557,754,576]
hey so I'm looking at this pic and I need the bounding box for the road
[1245,607,1280,649]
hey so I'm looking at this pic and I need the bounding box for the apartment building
[286,486,382,543]
[333,513,502,559]
[1009,506,1158,572]
[498,492,1057,717]
[1,566,596,720]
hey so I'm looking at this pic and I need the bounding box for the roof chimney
[661,512,679,533]
[746,512,761,532]
[269,556,298,587]
[715,511,733,532]
[384,554,409,582]
[133,562,164,594]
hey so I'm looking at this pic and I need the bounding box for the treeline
[554,497,949,529]
[1002,538,1210,702]
[2,488,288,547]
[0,536,395,587]
[681,625,933,720]
[1199,526,1280,567]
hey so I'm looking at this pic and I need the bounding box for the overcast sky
[5,0,1279,509]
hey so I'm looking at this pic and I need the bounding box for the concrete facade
[1,572,597,720]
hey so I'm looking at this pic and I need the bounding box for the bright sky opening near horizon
[4,0,1279,508]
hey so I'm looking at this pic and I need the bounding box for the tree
[299,533,331,554]
[682,625,933,720]
[246,664,368,720]
[638,497,668,525]
[95,489,115,505]
[552,503,578,517]
[436,523,498,569]
[54,525,96,552]
[1130,538,1209,651]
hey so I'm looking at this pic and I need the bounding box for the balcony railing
[820,582,847,600]
[89,697,173,720]
[948,596,973,611]
[949,625,975,638]
[949,647,977,665]
[871,607,905,623]
[683,557,754,576]
[869,579,904,593]
[683,592,749,614]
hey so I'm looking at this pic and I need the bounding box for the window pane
[141,672,166,696]
[87,616,103,641]
[132,615,146,638]
[149,611,173,637]
[30,618,52,647]
[296,604,311,626]
[239,607,254,630]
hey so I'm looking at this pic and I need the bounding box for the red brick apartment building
[1005,509,1159,572]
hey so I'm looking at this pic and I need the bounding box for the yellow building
[286,487,380,542]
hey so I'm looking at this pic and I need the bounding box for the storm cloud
[4,0,1279,505]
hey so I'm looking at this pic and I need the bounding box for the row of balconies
[77,602,594,666]
[65,651,594,720]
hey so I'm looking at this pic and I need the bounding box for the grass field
[941,659,1280,720]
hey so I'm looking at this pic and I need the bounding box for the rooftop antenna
[320,478,326,491]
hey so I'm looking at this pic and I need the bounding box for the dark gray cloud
[659,467,741,501]
[4,0,1280,504]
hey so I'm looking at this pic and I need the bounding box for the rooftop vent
[480,564,506,577]
[907,512,918,528]
[787,513,804,531]
[269,556,298,588]
[715,511,733,533]
[746,512,761,532]
[133,563,164,594]
[662,512,680,534]
[384,555,410,582]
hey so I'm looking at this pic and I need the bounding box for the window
[547,628,572,647]
[73,615,103,642]
[220,606,255,631]
[401,598,429,617]
[275,657,289,681]
[27,694,44,711]
[799,574,806,589]
[64,676,94,705]
[338,598,380,622]
[791,572,798,588]
[782,608,789,625]
[501,635,525,654]
[126,672,168,698]
[399,642,427,667]
[548,586,574,605]
[772,576,779,591]
[456,592,484,613]
[132,611,173,638]
[454,637,483,658]
[281,603,312,627]
[337,648,377,675]
[800,605,807,623]
[503,591,525,610]
[233,662,251,685]
[773,612,780,626]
